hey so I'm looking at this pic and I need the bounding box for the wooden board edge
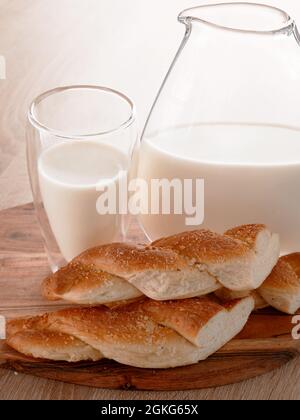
[1,337,299,391]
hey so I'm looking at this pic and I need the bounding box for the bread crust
[75,243,189,276]
[215,288,269,310]
[42,225,280,305]
[153,230,250,263]
[6,296,254,368]
[43,263,143,304]
[142,297,224,345]
[8,330,102,362]
[225,224,267,248]
[259,253,300,314]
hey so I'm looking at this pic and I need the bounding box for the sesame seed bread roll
[6,296,254,368]
[42,225,280,306]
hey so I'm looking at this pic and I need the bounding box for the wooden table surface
[1,0,300,400]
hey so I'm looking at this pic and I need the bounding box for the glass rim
[28,85,136,139]
[178,2,294,35]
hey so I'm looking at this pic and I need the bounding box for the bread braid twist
[43,225,280,306]
[6,296,255,368]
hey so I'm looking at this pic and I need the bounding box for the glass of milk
[27,86,138,272]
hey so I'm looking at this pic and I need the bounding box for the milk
[38,140,128,262]
[139,124,300,254]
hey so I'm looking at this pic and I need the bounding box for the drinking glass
[27,85,138,272]
[139,2,300,254]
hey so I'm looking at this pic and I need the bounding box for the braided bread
[215,289,269,310]
[216,253,300,315]
[42,224,280,306]
[259,253,300,314]
[6,296,255,368]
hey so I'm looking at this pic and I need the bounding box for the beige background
[0,0,300,400]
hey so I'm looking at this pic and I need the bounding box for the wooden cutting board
[0,204,299,391]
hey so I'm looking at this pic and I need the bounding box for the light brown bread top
[74,243,189,277]
[225,224,267,248]
[8,330,103,362]
[42,262,143,304]
[215,288,269,310]
[260,254,300,292]
[43,263,116,299]
[281,253,300,279]
[259,253,300,314]
[142,297,224,345]
[6,296,254,369]
[153,229,250,263]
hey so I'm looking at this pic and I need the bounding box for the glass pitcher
[138,2,300,254]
